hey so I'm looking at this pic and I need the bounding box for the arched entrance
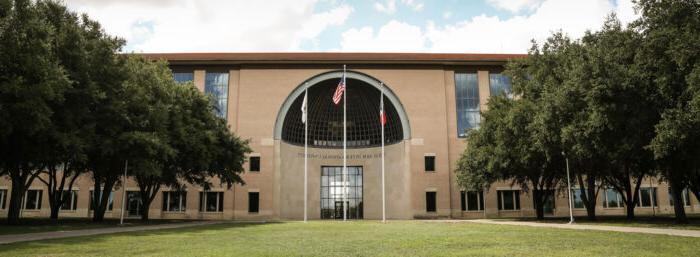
[274,70,412,220]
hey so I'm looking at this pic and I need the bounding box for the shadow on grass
[0,217,196,235]
[0,220,275,254]
[506,214,700,229]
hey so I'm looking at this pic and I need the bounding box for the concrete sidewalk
[0,221,225,245]
[464,219,700,238]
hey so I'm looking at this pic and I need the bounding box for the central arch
[273,70,411,142]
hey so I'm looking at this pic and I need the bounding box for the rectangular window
[173,72,194,83]
[248,192,260,213]
[199,191,224,212]
[162,191,187,212]
[249,156,260,172]
[205,72,230,119]
[455,73,480,136]
[489,73,513,98]
[571,189,586,209]
[636,187,658,207]
[461,190,484,211]
[669,187,692,207]
[60,190,79,210]
[0,189,6,209]
[89,190,114,211]
[604,188,625,208]
[23,190,42,210]
[426,191,437,212]
[497,190,520,210]
[424,155,435,172]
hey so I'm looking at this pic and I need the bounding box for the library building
[1,53,698,220]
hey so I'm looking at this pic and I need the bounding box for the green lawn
[1,221,699,257]
[0,218,192,235]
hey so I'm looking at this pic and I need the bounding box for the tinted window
[455,73,480,136]
[426,192,436,212]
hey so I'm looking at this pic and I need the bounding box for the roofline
[137,52,527,65]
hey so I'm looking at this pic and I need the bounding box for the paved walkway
[0,221,226,245]
[463,219,700,238]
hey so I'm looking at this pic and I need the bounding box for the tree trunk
[92,176,117,222]
[625,201,635,220]
[6,174,27,225]
[533,190,545,220]
[50,206,60,219]
[669,176,688,224]
[584,176,597,220]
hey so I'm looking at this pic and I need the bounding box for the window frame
[424,155,435,172]
[571,188,586,209]
[248,192,260,213]
[669,187,692,207]
[425,191,437,213]
[204,72,230,119]
[0,189,7,210]
[603,188,625,208]
[60,190,79,211]
[454,72,480,137]
[636,187,658,208]
[497,190,520,211]
[199,191,224,213]
[23,189,42,210]
[172,72,194,84]
[89,190,114,211]
[488,73,513,99]
[460,190,484,211]
[162,191,187,212]
[249,156,261,172]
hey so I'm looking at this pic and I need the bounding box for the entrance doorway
[321,166,363,219]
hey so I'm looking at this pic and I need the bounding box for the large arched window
[281,78,403,148]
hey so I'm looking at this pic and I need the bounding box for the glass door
[321,166,363,219]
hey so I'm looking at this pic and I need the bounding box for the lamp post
[562,151,574,224]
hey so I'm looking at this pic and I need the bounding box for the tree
[82,27,129,222]
[456,94,564,220]
[124,56,251,220]
[0,0,70,225]
[577,16,656,220]
[30,0,97,220]
[637,0,700,224]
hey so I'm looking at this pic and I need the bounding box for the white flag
[301,90,308,124]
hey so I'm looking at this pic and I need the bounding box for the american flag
[332,75,346,105]
[380,100,386,126]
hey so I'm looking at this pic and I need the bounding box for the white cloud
[487,0,544,13]
[66,0,352,52]
[374,0,397,14]
[374,0,423,14]
[443,11,452,19]
[341,0,639,53]
[340,20,426,52]
[402,0,424,11]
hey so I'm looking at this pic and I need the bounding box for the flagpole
[343,65,347,222]
[304,83,308,223]
[381,83,386,223]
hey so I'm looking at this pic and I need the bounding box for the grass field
[1,221,699,257]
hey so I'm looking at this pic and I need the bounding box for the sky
[65,0,638,53]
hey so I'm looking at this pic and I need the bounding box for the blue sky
[66,0,637,53]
